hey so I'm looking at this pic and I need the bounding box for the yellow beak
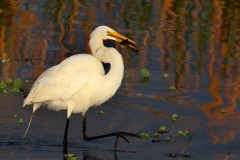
[108,31,139,53]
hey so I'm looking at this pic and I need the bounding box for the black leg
[82,114,141,149]
[63,118,70,159]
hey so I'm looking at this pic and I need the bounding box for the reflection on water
[0,0,240,159]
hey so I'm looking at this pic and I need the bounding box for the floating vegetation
[159,126,167,133]
[161,131,194,158]
[0,81,6,89]
[140,69,150,78]
[67,154,77,160]
[2,89,7,94]
[221,109,227,115]
[70,156,77,160]
[1,58,33,63]
[0,78,30,96]
[13,79,22,90]
[141,132,150,139]
[6,79,13,85]
[178,130,184,136]
[18,118,24,124]
[15,115,25,124]
[98,110,105,115]
[140,68,150,84]
[162,73,169,79]
[171,114,178,122]
[153,132,160,137]
[1,59,11,63]
[152,126,171,143]
[168,86,177,91]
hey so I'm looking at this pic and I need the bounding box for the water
[0,1,240,160]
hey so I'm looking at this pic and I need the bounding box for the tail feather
[21,103,41,141]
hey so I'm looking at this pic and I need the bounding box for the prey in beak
[108,31,139,54]
[120,39,139,54]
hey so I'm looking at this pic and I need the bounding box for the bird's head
[90,26,139,54]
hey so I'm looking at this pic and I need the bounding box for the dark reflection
[82,150,137,160]
[83,152,103,160]
[62,146,140,160]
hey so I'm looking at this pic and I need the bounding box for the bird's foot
[113,132,142,149]
[84,131,141,149]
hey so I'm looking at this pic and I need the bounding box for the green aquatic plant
[141,68,150,78]
[178,130,190,137]
[178,130,184,136]
[171,114,178,122]
[70,157,77,160]
[6,79,13,85]
[98,110,105,115]
[0,78,30,95]
[0,81,7,94]
[221,109,226,115]
[168,86,177,91]
[18,119,24,124]
[159,126,167,132]
[185,130,190,135]
[141,132,150,139]
[67,154,77,160]
[13,78,22,89]
[153,132,159,137]
[1,59,11,63]
[11,88,20,93]
[2,89,7,94]
[0,81,6,89]
[152,126,171,143]
[162,73,169,79]
[140,68,150,84]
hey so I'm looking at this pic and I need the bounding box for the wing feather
[23,54,103,106]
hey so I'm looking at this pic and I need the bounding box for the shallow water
[0,1,240,160]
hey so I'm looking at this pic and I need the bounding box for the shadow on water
[0,0,240,160]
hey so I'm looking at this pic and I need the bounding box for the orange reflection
[199,0,240,146]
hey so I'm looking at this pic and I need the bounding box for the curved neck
[89,37,124,70]
[89,38,124,101]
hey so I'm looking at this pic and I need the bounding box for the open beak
[108,31,139,53]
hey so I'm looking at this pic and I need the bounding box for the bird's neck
[90,38,124,102]
[89,38,124,72]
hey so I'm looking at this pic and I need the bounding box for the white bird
[22,25,140,156]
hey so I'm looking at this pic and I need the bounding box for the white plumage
[22,26,138,142]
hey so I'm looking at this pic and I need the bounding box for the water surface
[0,1,240,160]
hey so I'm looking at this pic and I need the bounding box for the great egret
[22,25,140,156]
